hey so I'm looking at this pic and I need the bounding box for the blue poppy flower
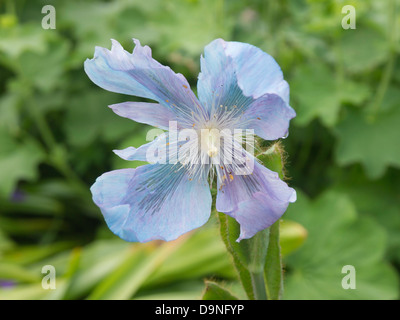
[84,38,296,242]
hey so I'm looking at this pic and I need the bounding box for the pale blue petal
[197,39,252,116]
[197,39,295,138]
[109,102,178,130]
[241,94,296,140]
[216,161,296,241]
[224,40,290,102]
[113,132,185,164]
[91,165,212,242]
[85,39,206,127]
[230,192,292,241]
[113,131,167,161]
[113,146,146,161]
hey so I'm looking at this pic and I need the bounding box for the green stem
[368,0,397,119]
[368,51,395,118]
[29,100,57,150]
[217,212,270,300]
[248,229,269,300]
[51,150,93,201]
[250,271,267,300]
[264,220,284,300]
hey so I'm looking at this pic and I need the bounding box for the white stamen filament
[203,129,219,158]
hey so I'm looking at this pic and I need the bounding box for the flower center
[202,128,220,158]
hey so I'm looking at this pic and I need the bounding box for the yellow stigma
[208,145,218,158]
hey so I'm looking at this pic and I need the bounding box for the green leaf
[17,40,69,92]
[0,132,44,196]
[0,192,63,216]
[0,283,48,300]
[44,248,83,300]
[291,62,341,127]
[335,108,400,179]
[283,190,399,300]
[0,263,40,283]
[2,242,76,266]
[150,0,233,56]
[63,240,131,299]
[202,281,239,300]
[0,228,15,253]
[136,280,206,300]
[87,241,184,300]
[0,24,47,58]
[0,92,20,136]
[339,26,389,74]
[339,80,371,106]
[144,226,234,287]
[333,170,400,264]
[60,1,152,67]
[64,90,137,147]
[0,217,54,236]
[291,63,370,127]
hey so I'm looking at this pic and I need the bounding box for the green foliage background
[0,0,399,300]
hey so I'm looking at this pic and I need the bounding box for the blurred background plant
[0,0,399,300]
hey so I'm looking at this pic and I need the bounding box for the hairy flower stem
[248,228,270,300]
[250,271,268,300]
[264,221,284,299]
